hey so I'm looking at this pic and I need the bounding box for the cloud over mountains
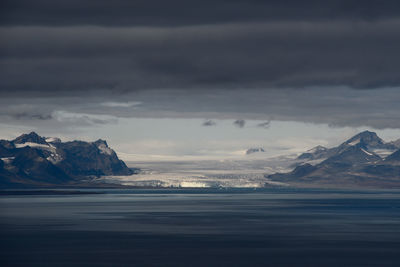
[1,1,400,130]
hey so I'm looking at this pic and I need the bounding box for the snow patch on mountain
[15,142,51,149]
[361,148,373,156]
[46,153,63,164]
[0,157,14,164]
[46,137,61,143]
[348,139,360,146]
[371,148,396,158]
[97,143,114,155]
[14,141,63,164]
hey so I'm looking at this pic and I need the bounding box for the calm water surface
[1,188,400,266]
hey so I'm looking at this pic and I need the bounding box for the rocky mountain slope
[0,132,133,188]
[268,131,400,188]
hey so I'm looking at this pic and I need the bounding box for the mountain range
[268,131,400,188]
[0,132,134,188]
[2,130,400,189]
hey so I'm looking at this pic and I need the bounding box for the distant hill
[0,132,134,188]
[246,148,265,155]
[296,130,399,161]
[297,145,328,160]
[268,131,400,188]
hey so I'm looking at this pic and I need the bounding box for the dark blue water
[1,188,400,266]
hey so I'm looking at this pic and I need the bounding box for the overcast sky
[1,1,400,159]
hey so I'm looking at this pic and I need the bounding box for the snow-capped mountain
[0,132,133,188]
[297,130,399,162]
[269,131,400,188]
[336,130,398,156]
[13,131,48,145]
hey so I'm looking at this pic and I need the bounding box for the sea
[1,188,400,266]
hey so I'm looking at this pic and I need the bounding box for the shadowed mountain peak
[13,132,48,145]
[270,130,400,188]
[343,130,384,147]
[94,139,108,147]
[0,132,134,188]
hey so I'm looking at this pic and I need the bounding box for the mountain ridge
[0,132,134,188]
[269,131,400,188]
[296,130,400,161]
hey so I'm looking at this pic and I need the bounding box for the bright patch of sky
[5,118,395,161]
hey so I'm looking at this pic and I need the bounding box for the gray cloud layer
[0,87,399,130]
[2,20,400,95]
[1,1,400,130]
[2,1,400,95]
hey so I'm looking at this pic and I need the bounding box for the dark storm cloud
[2,19,400,96]
[257,121,271,129]
[234,120,246,128]
[111,88,400,129]
[202,120,216,127]
[0,87,399,130]
[13,112,53,121]
[1,1,400,130]
[2,1,400,96]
